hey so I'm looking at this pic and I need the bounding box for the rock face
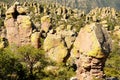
[54,0,120,12]
[113,26,120,39]
[0,37,7,49]
[86,7,117,22]
[72,23,111,80]
[41,15,51,33]
[1,1,114,79]
[4,2,40,48]
[43,25,76,63]
[44,33,68,63]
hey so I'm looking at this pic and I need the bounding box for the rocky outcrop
[0,1,115,79]
[31,32,40,48]
[41,15,51,33]
[4,2,40,48]
[52,0,120,13]
[72,23,111,80]
[86,7,118,22]
[0,37,7,49]
[44,33,68,63]
[113,26,120,40]
[43,25,76,63]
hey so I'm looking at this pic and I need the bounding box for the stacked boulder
[72,23,111,80]
[4,2,40,48]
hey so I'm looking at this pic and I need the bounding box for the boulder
[113,29,120,39]
[5,6,15,19]
[43,33,68,63]
[56,7,62,15]
[62,6,67,15]
[0,38,5,49]
[31,32,40,48]
[56,25,76,49]
[70,77,77,80]
[16,5,26,14]
[73,23,111,58]
[106,77,119,80]
[66,25,72,30]
[73,23,111,80]
[41,15,51,33]
[17,15,31,28]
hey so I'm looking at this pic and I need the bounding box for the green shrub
[0,47,27,80]
[104,41,120,79]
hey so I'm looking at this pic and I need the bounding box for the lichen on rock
[43,33,68,63]
[4,1,40,48]
[73,23,112,80]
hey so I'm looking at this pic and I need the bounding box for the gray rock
[106,77,119,80]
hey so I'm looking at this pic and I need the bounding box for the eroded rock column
[73,23,111,80]
[4,2,40,48]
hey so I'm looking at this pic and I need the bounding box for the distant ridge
[55,0,120,12]
[0,0,120,12]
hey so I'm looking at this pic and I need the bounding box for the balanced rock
[72,23,111,80]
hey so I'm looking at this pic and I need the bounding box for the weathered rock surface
[0,37,6,49]
[72,23,111,80]
[44,33,68,63]
[0,1,116,79]
[31,32,40,48]
[113,26,120,39]
[86,7,118,23]
[43,25,76,63]
[41,15,51,33]
[4,2,40,48]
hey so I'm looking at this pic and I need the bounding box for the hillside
[1,0,120,12]
[0,1,120,80]
[55,0,120,12]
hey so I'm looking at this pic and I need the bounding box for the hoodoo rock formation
[4,2,40,48]
[72,23,112,80]
[0,1,116,80]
